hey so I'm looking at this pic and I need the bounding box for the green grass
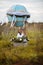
[0,29,43,65]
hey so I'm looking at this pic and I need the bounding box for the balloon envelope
[7,5,30,26]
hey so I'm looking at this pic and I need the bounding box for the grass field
[0,23,43,65]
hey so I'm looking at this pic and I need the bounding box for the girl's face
[18,29,22,34]
[20,29,22,32]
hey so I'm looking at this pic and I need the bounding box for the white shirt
[17,33,24,38]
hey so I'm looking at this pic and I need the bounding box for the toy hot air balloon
[7,5,30,27]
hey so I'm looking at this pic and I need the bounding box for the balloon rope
[11,15,16,27]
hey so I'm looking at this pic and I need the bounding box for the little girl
[17,28,24,39]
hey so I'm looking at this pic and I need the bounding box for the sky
[0,0,43,23]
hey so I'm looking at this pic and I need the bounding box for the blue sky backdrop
[0,0,43,23]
